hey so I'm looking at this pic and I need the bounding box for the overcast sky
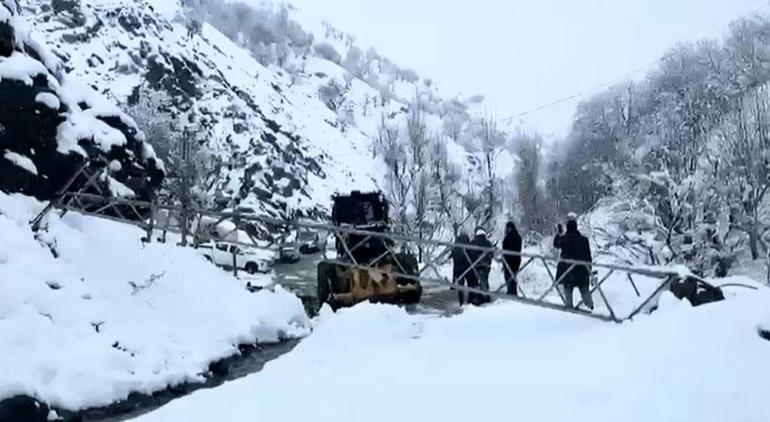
[290,0,767,137]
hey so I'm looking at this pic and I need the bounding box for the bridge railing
[48,192,711,322]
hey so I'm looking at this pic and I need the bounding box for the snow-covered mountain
[16,0,494,221]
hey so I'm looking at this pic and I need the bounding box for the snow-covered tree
[128,89,222,235]
[313,42,342,64]
[515,133,547,232]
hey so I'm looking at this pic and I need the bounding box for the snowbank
[0,193,310,411]
[135,288,770,422]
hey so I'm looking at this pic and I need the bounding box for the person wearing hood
[468,227,493,305]
[553,212,577,251]
[502,221,523,296]
[553,212,575,280]
[451,233,472,305]
[555,217,594,309]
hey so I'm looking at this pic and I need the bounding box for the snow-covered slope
[0,0,163,201]
[15,0,370,218]
[0,192,310,411]
[135,292,770,422]
[16,0,496,220]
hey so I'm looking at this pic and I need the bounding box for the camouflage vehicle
[316,191,422,309]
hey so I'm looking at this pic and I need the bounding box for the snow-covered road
[134,288,770,422]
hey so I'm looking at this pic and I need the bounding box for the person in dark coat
[502,221,523,296]
[451,233,472,305]
[553,212,575,286]
[468,228,493,305]
[555,219,594,309]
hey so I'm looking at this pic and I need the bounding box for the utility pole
[179,127,192,247]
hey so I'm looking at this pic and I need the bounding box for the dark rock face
[0,396,50,422]
[0,4,163,201]
[669,277,725,307]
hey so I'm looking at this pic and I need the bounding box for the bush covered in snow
[0,0,163,201]
[313,42,342,64]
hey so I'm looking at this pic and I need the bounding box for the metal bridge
[29,166,712,323]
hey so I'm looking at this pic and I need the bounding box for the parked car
[297,230,322,254]
[278,242,301,263]
[198,242,274,274]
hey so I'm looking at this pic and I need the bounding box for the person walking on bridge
[452,233,472,306]
[468,228,493,305]
[553,212,576,281]
[555,216,594,310]
[502,221,522,296]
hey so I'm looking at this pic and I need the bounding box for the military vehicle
[316,191,422,309]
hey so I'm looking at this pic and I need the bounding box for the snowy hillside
[135,294,770,422]
[0,192,310,411]
[13,0,499,223]
[12,0,362,218]
[0,0,163,201]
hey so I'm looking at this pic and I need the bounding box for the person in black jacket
[468,228,493,305]
[502,221,522,296]
[451,233,472,305]
[553,212,576,286]
[555,219,594,309]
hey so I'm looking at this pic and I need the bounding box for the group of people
[451,213,594,309]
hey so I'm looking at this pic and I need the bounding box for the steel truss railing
[40,192,715,323]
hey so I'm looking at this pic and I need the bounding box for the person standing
[469,228,493,305]
[502,221,522,296]
[553,212,576,285]
[556,218,594,309]
[451,233,472,306]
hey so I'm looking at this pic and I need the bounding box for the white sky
[289,0,767,137]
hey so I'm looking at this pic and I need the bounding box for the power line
[498,1,770,124]
[498,65,650,123]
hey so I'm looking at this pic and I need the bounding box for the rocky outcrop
[669,277,725,307]
[0,396,50,422]
[0,0,163,201]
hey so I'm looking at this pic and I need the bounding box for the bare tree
[406,99,430,260]
[714,84,770,259]
[478,117,504,229]
[515,133,547,232]
[128,90,222,245]
[375,116,410,234]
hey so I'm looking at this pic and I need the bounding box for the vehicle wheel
[204,256,213,263]
[317,261,335,308]
[394,253,422,304]
[394,253,419,280]
[398,283,422,304]
[245,262,258,274]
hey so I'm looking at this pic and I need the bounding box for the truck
[198,241,274,274]
[316,191,422,309]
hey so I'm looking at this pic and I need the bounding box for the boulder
[0,2,163,202]
[669,277,725,307]
[0,396,49,422]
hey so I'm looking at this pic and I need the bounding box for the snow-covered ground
[135,283,770,422]
[0,193,310,411]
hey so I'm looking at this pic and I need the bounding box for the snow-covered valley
[3,0,770,420]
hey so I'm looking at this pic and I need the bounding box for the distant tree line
[547,12,770,274]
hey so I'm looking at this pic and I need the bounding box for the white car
[198,242,274,274]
